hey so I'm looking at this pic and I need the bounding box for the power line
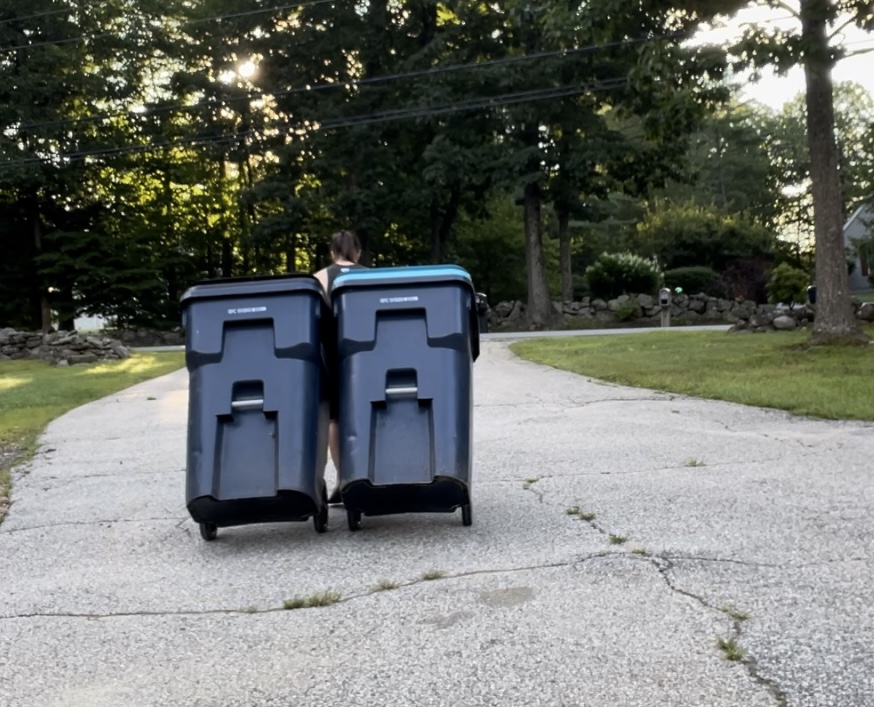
[14,31,684,133]
[0,78,631,171]
[0,0,336,52]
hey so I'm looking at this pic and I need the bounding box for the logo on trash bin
[227,306,268,315]
[379,296,419,304]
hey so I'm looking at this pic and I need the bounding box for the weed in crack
[684,457,706,468]
[722,606,750,622]
[565,506,596,522]
[283,590,342,610]
[717,636,746,662]
[421,570,445,581]
[373,579,400,592]
[608,534,628,545]
[522,477,540,490]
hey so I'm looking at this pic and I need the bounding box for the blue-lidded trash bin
[180,274,333,541]
[331,265,480,530]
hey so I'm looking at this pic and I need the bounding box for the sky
[692,4,874,111]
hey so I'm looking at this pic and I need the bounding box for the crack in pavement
[654,556,789,707]
[0,516,188,536]
[0,556,612,622]
[475,395,672,410]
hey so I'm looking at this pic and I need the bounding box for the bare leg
[328,420,342,503]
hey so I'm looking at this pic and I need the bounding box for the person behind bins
[314,230,367,504]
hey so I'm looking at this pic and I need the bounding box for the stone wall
[489,293,874,332]
[104,328,185,347]
[0,329,131,366]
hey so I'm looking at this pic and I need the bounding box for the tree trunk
[557,208,572,303]
[801,1,867,344]
[430,186,461,264]
[285,233,296,273]
[524,180,556,329]
[29,199,52,333]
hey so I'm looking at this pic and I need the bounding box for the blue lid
[333,264,473,293]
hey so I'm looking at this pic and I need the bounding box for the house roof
[844,200,874,231]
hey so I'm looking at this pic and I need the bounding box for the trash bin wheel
[347,509,361,531]
[199,522,218,541]
[461,504,472,527]
[314,480,329,534]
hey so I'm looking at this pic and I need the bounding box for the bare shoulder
[314,268,329,292]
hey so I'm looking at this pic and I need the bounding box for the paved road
[2,340,873,706]
[132,324,732,353]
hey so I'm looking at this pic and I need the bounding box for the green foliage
[637,201,777,273]
[767,263,810,305]
[655,101,782,228]
[584,252,662,300]
[5,0,863,331]
[663,267,720,296]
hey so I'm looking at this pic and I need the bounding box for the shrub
[767,263,810,304]
[663,266,719,296]
[584,252,663,300]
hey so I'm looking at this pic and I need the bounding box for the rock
[617,294,630,304]
[858,302,874,322]
[507,301,524,321]
[749,313,773,328]
[773,315,797,331]
[688,298,706,313]
[68,353,99,365]
[494,301,513,318]
[594,310,616,322]
[553,301,563,314]
[591,299,607,311]
[607,299,621,312]
[637,294,654,309]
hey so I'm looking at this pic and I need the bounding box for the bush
[663,266,719,296]
[767,263,809,304]
[584,252,662,300]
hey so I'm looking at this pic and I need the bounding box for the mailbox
[658,287,672,307]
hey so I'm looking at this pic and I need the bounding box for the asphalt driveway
[1,340,872,706]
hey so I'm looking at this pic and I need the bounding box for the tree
[657,98,784,227]
[737,0,872,343]
[764,81,874,252]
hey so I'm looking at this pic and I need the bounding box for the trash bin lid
[332,264,473,294]
[180,273,325,307]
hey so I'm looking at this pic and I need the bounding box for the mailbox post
[659,287,672,328]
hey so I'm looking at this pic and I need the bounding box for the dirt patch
[0,442,23,523]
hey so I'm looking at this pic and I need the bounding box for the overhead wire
[0,77,632,171]
[0,0,337,52]
[12,31,684,133]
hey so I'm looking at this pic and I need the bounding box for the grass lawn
[511,328,874,421]
[0,352,185,518]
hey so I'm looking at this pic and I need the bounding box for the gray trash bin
[476,292,490,333]
[180,274,333,541]
[331,265,480,530]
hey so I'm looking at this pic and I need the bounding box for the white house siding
[844,203,874,292]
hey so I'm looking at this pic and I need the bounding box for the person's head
[330,230,361,264]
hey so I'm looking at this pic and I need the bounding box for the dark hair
[330,230,361,262]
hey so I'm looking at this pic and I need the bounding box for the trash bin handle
[231,398,264,410]
[385,386,418,396]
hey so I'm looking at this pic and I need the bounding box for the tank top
[326,262,367,295]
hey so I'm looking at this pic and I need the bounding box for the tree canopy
[0,0,870,340]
